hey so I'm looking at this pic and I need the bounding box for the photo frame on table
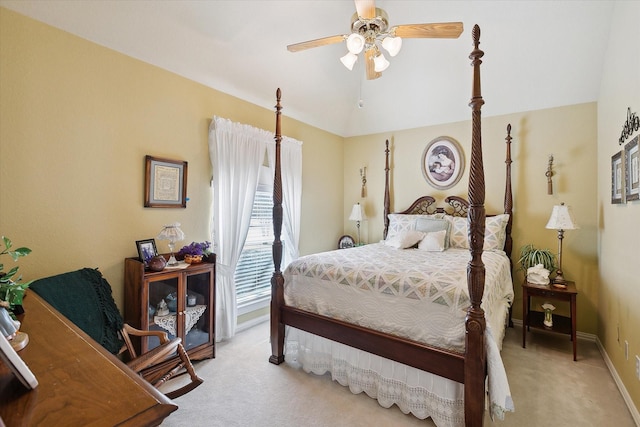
[624,136,639,202]
[421,136,465,190]
[0,335,38,390]
[144,155,188,208]
[338,235,355,249]
[136,239,158,265]
[611,150,624,204]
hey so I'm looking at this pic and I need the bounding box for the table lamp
[545,203,579,286]
[349,203,366,246]
[157,222,185,265]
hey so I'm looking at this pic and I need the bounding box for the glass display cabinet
[124,255,215,362]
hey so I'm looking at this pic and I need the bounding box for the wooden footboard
[270,25,510,427]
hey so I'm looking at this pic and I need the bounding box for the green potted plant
[517,244,556,277]
[0,236,31,318]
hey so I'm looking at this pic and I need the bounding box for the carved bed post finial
[270,88,285,365]
[383,139,390,239]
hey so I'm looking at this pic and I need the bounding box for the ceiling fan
[287,0,463,80]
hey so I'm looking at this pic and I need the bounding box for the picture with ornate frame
[611,150,624,204]
[144,155,188,208]
[136,239,158,265]
[624,135,639,202]
[421,136,465,190]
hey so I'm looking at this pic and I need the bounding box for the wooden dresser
[0,292,177,426]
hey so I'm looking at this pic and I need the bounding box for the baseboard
[511,319,639,425]
[236,313,269,333]
[595,337,640,426]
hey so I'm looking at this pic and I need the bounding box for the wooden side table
[522,280,578,361]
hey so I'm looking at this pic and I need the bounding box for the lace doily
[154,304,206,336]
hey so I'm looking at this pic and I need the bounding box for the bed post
[383,139,391,239]
[269,88,285,365]
[465,25,486,427]
[503,124,514,259]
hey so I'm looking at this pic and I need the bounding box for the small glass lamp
[545,203,579,285]
[349,203,366,245]
[157,222,185,265]
[373,51,390,73]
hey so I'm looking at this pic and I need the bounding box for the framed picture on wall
[421,136,465,190]
[624,135,639,202]
[611,150,624,204]
[144,155,188,208]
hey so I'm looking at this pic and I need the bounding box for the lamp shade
[157,222,185,241]
[346,33,365,54]
[381,36,402,57]
[349,203,366,222]
[545,203,579,230]
[373,52,390,72]
[340,52,358,70]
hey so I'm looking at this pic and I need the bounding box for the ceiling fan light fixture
[340,52,358,70]
[381,36,402,57]
[346,33,365,54]
[373,52,390,72]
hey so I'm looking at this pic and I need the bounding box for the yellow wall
[0,8,344,310]
[344,103,599,334]
[596,1,640,412]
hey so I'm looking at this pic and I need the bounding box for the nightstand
[522,280,577,361]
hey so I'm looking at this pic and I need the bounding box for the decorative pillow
[445,214,510,251]
[384,230,425,249]
[417,229,447,251]
[386,213,445,241]
[446,216,469,248]
[415,217,451,250]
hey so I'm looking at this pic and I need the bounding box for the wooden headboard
[382,124,514,260]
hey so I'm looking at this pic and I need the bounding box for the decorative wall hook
[546,154,554,195]
[360,167,367,198]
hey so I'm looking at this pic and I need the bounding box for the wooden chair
[30,268,203,399]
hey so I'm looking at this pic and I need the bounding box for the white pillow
[415,217,450,249]
[445,214,510,251]
[418,229,447,251]
[385,230,425,249]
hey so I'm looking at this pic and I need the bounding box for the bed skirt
[284,326,513,427]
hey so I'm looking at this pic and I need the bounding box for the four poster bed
[269,26,514,426]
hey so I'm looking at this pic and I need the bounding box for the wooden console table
[0,292,177,426]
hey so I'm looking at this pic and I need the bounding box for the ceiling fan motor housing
[350,8,390,43]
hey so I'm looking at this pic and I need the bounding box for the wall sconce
[546,154,554,195]
[360,167,367,198]
[545,203,579,287]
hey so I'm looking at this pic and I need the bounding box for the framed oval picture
[338,235,355,249]
[421,136,465,190]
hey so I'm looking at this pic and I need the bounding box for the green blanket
[30,268,124,354]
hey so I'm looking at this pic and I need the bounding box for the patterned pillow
[445,214,510,251]
[386,213,445,241]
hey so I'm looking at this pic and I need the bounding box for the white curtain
[208,116,272,340]
[266,136,303,269]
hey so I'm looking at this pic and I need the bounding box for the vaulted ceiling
[1,1,615,137]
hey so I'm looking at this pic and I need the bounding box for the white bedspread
[282,244,515,426]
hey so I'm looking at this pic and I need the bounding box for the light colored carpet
[161,321,637,427]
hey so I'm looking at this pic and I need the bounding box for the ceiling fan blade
[287,35,346,52]
[393,22,464,39]
[365,49,381,80]
[354,0,376,19]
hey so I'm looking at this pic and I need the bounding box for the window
[234,170,273,313]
